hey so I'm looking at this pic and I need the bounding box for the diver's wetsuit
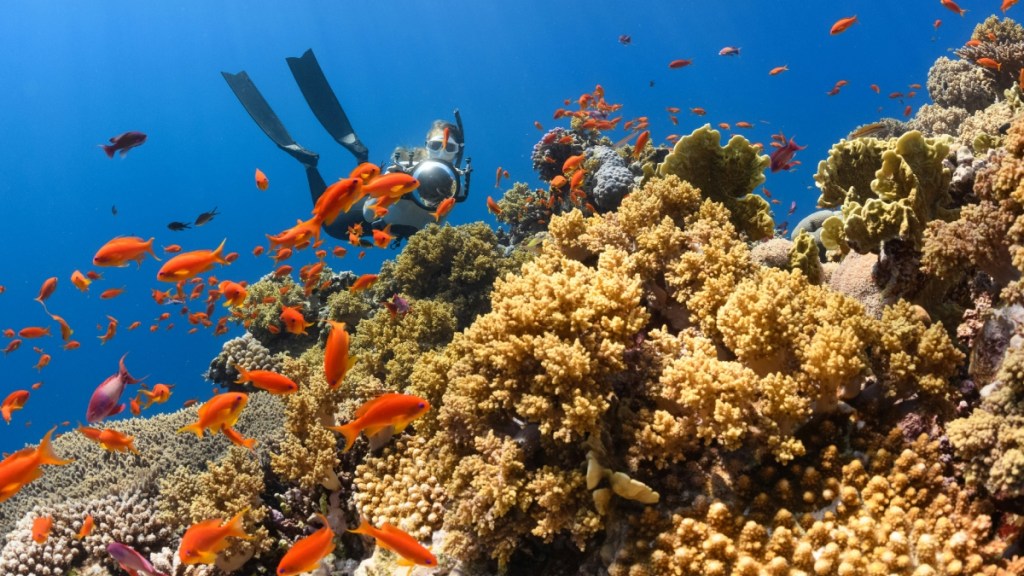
[222,49,368,240]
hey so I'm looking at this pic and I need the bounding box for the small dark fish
[167,221,191,231]
[649,80,655,87]
[618,34,631,45]
[99,131,147,158]
[194,207,219,226]
[111,205,117,216]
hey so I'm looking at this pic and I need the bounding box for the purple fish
[618,34,631,45]
[769,134,806,172]
[86,354,142,423]
[719,46,741,56]
[106,542,169,576]
[100,131,147,158]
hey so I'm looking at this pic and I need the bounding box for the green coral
[789,229,823,284]
[815,130,958,254]
[373,222,526,329]
[654,124,774,240]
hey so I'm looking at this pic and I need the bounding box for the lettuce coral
[815,131,958,254]
[654,124,774,240]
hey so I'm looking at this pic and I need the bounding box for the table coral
[654,124,774,240]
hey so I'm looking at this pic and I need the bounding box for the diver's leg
[221,70,320,168]
[285,49,369,164]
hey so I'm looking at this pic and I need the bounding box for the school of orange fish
[2,2,1022,572]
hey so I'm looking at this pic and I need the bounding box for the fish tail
[226,508,253,540]
[329,422,360,453]
[37,427,73,465]
[214,238,228,263]
[233,364,249,384]
[100,144,115,159]
[177,422,205,438]
[347,516,374,536]
[146,237,162,262]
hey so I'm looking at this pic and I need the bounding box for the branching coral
[949,343,1024,511]
[926,56,998,113]
[157,447,270,573]
[653,124,774,240]
[956,16,1024,94]
[269,348,344,491]
[373,222,525,329]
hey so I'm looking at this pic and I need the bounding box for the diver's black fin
[221,70,319,167]
[285,49,369,164]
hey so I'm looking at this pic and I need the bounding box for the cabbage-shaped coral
[815,130,958,254]
[654,124,774,240]
[926,56,997,113]
[590,145,636,210]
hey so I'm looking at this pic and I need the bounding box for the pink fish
[86,354,143,423]
[100,131,147,158]
[769,133,806,172]
[718,46,741,56]
[107,542,169,576]
[787,201,797,216]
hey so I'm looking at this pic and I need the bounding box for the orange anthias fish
[372,224,394,249]
[349,274,379,293]
[178,509,252,565]
[255,168,269,191]
[138,384,173,409]
[349,518,437,572]
[276,514,335,576]
[156,239,229,282]
[93,237,160,267]
[234,365,298,395]
[279,305,314,335]
[362,173,420,199]
[70,270,91,292]
[632,130,650,160]
[323,321,356,389]
[19,326,50,339]
[267,218,323,249]
[77,425,139,454]
[1005,0,1020,13]
[35,277,57,304]
[940,0,967,16]
[75,514,94,540]
[0,427,73,502]
[486,196,502,215]
[314,177,365,225]
[32,515,53,544]
[2,390,30,423]
[177,392,248,438]
[830,15,857,35]
[350,161,382,184]
[328,393,431,452]
[218,280,248,307]
[431,197,456,222]
[769,65,789,75]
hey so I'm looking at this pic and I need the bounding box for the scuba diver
[222,49,471,242]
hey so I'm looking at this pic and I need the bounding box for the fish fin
[119,149,129,158]
[100,144,115,158]
[353,393,400,419]
[225,509,252,540]
[327,422,360,452]
[36,426,73,465]
[176,422,205,438]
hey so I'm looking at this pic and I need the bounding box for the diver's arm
[320,196,370,240]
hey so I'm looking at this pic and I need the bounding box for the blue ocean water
[0,1,980,454]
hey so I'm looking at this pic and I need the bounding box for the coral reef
[372,222,526,330]
[926,56,997,113]
[207,332,283,389]
[589,145,637,211]
[157,447,270,573]
[653,124,774,240]
[0,491,172,576]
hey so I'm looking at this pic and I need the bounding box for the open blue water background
[0,1,984,453]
